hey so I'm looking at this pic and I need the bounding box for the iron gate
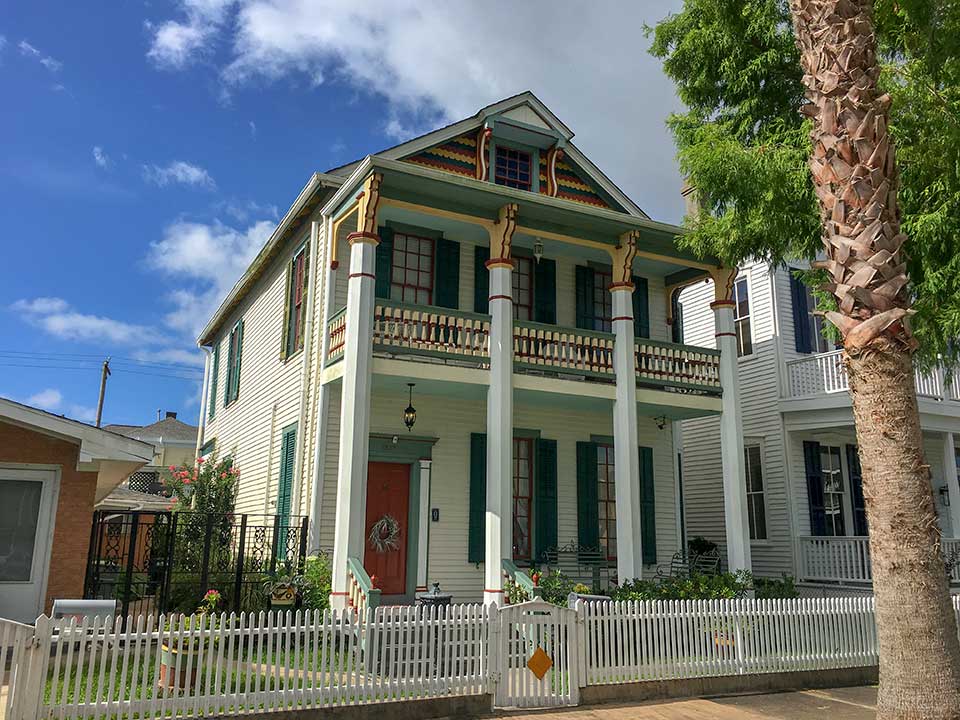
[495,599,580,708]
[84,510,309,617]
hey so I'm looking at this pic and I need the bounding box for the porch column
[943,433,960,537]
[610,231,644,582]
[484,204,518,607]
[710,267,752,574]
[416,459,432,592]
[330,173,382,609]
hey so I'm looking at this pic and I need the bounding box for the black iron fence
[83,510,309,617]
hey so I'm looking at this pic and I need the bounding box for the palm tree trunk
[789,0,960,716]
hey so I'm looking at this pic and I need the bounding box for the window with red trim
[390,232,434,305]
[512,256,533,321]
[512,437,533,561]
[597,444,617,560]
[592,268,613,332]
[495,146,532,191]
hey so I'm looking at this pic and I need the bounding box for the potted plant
[158,589,222,691]
[263,564,305,609]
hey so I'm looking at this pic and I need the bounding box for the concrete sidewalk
[492,686,878,720]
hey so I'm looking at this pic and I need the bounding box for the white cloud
[132,348,206,367]
[27,388,63,410]
[67,404,97,423]
[248,120,256,137]
[143,161,216,189]
[144,0,689,221]
[10,297,166,345]
[93,146,109,168]
[148,218,274,336]
[146,0,234,69]
[18,39,62,72]
[11,296,70,314]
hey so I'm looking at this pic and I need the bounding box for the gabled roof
[326,91,647,218]
[104,416,198,445]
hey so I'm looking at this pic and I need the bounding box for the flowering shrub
[166,453,239,515]
[197,589,222,615]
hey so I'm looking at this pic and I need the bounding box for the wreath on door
[368,514,401,553]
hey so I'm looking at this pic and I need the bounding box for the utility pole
[95,358,111,427]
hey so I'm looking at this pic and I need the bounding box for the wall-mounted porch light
[653,415,668,431]
[403,383,417,431]
[533,238,544,264]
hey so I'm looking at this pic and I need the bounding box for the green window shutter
[277,424,297,523]
[633,276,650,339]
[234,320,244,401]
[575,265,595,329]
[208,344,220,420]
[474,245,490,313]
[639,446,656,565]
[434,237,460,309]
[468,433,487,563]
[803,441,827,536]
[375,226,394,299]
[846,444,868,536]
[282,257,295,359]
[671,290,684,344]
[534,438,558,563]
[224,329,235,407]
[576,441,599,551]
[533,258,557,324]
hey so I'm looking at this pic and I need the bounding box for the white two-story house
[679,254,960,594]
[195,93,755,607]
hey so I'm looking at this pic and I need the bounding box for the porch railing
[329,300,721,394]
[347,556,381,614]
[785,349,959,401]
[326,305,347,364]
[373,300,491,361]
[798,535,960,585]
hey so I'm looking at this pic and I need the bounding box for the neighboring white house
[194,92,753,607]
[679,257,960,593]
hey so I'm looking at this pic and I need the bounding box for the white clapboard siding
[679,263,794,578]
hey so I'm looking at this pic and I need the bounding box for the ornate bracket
[488,203,519,263]
[609,230,640,289]
[349,172,383,244]
[476,127,492,182]
[545,146,564,197]
[709,266,738,307]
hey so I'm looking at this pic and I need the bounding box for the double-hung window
[513,256,534,320]
[391,232,434,305]
[591,268,613,332]
[495,146,533,191]
[803,284,833,353]
[820,445,846,536]
[733,277,753,356]
[284,245,308,357]
[596,443,617,560]
[512,437,534,561]
[744,445,767,540]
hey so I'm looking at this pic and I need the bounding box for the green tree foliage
[649,0,960,367]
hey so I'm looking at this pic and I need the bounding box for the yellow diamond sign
[526,646,553,680]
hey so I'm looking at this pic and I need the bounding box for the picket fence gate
[4,595,957,720]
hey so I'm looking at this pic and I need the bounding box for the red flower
[221,472,228,479]
[183,477,192,485]
[168,465,176,472]
[197,457,205,464]
[171,497,179,503]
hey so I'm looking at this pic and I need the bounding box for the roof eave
[197,171,345,346]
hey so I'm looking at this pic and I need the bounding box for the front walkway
[492,686,877,720]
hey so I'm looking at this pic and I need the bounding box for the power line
[0,350,204,373]
[0,361,201,381]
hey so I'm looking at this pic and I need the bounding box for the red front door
[364,462,410,596]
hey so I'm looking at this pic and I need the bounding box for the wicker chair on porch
[655,548,721,579]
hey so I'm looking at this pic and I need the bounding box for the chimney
[165,411,177,420]
[681,181,700,216]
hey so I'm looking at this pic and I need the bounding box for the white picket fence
[4,596,959,719]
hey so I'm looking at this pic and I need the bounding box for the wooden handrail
[347,556,381,613]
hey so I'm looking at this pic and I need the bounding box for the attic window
[494,146,532,191]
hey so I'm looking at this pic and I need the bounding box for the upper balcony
[325,299,721,399]
[783,349,960,416]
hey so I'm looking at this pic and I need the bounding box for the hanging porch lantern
[403,383,417,431]
[533,238,544,264]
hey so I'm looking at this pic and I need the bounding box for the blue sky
[1,0,685,427]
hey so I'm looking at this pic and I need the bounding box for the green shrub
[505,568,580,606]
[300,554,332,611]
[611,570,753,601]
[754,574,799,599]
